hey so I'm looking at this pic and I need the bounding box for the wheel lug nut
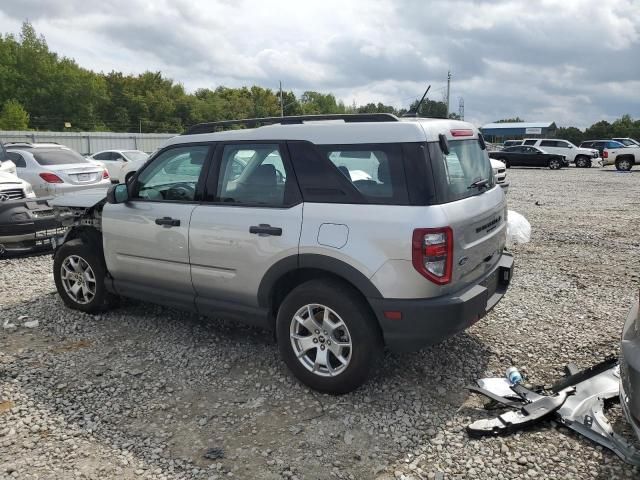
[320,345,325,350]
[315,330,320,334]
[313,338,318,343]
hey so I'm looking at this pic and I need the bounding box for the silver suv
[51,114,514,394]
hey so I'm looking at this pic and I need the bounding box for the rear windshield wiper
[468,178,490,190]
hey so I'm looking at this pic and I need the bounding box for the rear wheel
[548,158,562,170]
[616,157,633,171]
[54,238,115,313]
[276,280,382,394]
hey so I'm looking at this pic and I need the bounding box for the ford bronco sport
[51,114,514,394]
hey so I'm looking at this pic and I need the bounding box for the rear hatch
[429,135,507,291]
[32,148,105,185]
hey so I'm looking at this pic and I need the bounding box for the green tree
[495,117,525,123]
[555,126,584,145]
[0,99,29,129]
[408,98,447,118]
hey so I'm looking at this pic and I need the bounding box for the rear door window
[523,140,537,146]
[317,144,408,204]
[6,151,26,168]
[540,140,557,147]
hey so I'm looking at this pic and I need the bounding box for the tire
[616,157,633,171]
[503,159,510,168]
[548,158,562,170]
[276,279,382,394]
[53,238,115,313]
[575,156,588,168]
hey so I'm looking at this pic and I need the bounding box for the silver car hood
[49,188,108,208]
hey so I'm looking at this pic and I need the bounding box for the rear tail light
[102,169,110,179]
[603,151,608,159]
[39,172,63,184]
[412,227,453,285]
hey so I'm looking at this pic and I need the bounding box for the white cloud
[0,0,638,127]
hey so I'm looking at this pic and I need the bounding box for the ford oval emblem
[458,256,469,266]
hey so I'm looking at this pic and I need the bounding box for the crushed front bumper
[0,197,63,256]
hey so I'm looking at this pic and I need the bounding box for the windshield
[434,139,495,202]
[123,150,149,162]
[617,139,638,147]
[33,149,89,166]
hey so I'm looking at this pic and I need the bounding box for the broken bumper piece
[467,359,640,466]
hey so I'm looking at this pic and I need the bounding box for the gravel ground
[1,166,640,480]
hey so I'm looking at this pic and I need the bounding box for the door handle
[249,224,282,236]
[155,217,180,227]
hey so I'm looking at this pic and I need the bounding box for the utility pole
[446,71,451,118]
[459,97,464,121]
[279,81,284,117]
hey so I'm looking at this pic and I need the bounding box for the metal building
[0,130,177,155]
[480,121,557,143]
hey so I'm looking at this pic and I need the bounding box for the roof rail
[184,113,399,135]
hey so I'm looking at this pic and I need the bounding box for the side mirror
[568,145,573,148]
[106,183,129,204]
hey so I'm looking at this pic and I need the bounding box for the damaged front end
[468,296,640,467]
[49,189,107,250]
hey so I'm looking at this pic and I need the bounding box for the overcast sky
[1,0,639,128]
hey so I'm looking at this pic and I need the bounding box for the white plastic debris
[506,210,531,246]
[23,320,39,328]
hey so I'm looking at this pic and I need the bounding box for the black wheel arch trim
[257,254,383,308]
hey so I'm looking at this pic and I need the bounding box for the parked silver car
[50,114,514,394]
[5,143,111,197]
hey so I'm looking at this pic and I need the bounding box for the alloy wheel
[60,255,97,304]
[290,304,352,377]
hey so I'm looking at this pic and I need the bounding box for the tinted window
[539,140,557,147]
[6,151,26,168]
[580,142,593,148]
[216,144,293,206]
[503,146,520,152]
[33,149,88,165]
[523,140,537,146]
[607,141,624,148]
[92,152,112,160]
[434,139,494,202]
[134,145,208,202]
[317,144,408,204]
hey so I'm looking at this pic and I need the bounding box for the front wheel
[276,280,382,394]
[548,158,562,170]
[54,238,115,313]
[575,156,589,168]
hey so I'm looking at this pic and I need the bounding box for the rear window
[124,151,149,162]
[33,149,88,165]
[523,140,536,146]
[431,139,495,203]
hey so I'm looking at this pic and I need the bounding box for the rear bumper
[50,180,111,196]
[0,197,63,256]
[620,298,640,439]
[369,252,514,352]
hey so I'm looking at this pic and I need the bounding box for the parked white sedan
[5,144,111,197]
[88,150,149,182]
